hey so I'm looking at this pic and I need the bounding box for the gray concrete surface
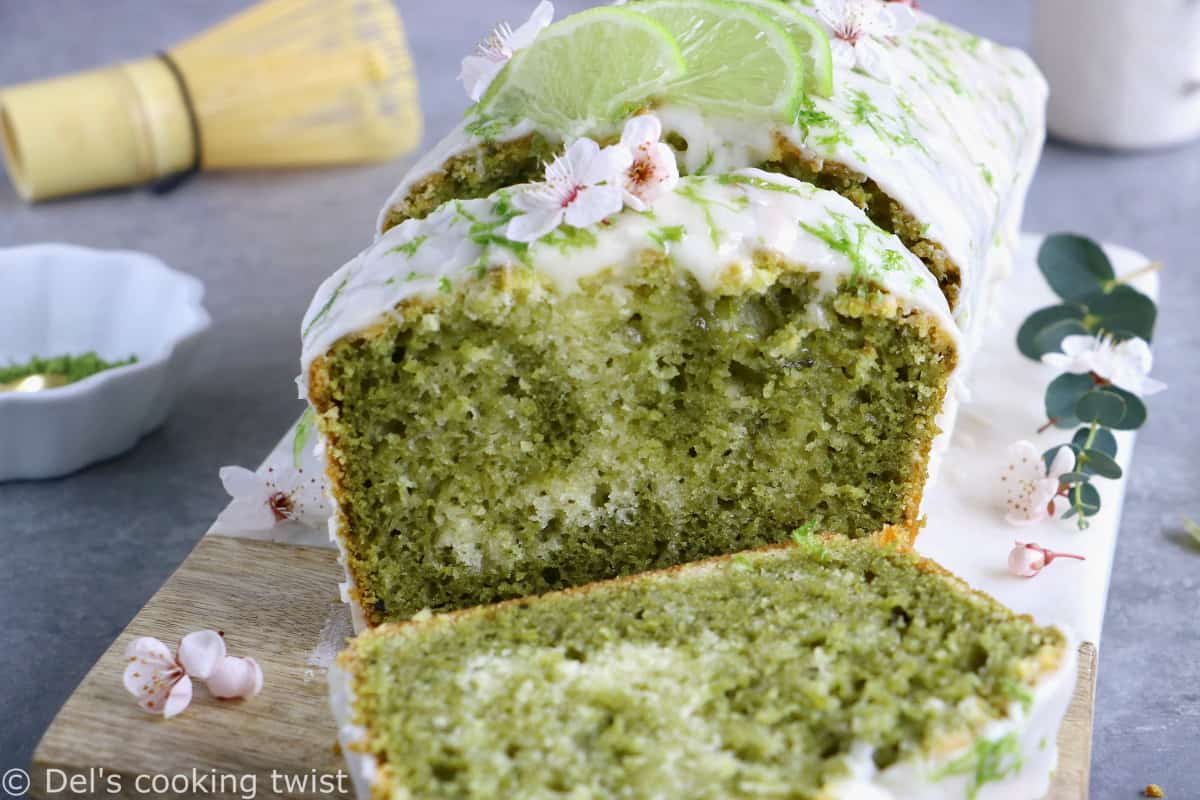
[1,1,1196,796]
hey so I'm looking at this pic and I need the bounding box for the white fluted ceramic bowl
[0,244,211,481]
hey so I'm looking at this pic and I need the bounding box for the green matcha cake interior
[340,539,1067,799]
[382,132,961,308]
[311,255,955,623]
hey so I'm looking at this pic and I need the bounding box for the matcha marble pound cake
[330,537,1077,800]
[380,1,1047,366]
[302,170,959,625]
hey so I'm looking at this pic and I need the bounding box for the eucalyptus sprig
[1014,234,1162,529]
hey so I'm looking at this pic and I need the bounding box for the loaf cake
[303,170,958,625]
[331,537,1077,800]
[380,1,1047,363]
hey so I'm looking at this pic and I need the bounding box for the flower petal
[813,0,846,26]
[1059,335,1096,358]
[564,186,623,228]
[621,114,663,150]
[1047,446,1076,480]
[506,207,564,242]
[653,143,681,191]
[621,191,649,213]
[1138,376,1168,397]
[208,656,264,700]
[580,144,633,187]
[124,636,173,667]
[178,630,227,680]
[562,138,602,180]
[508,1,555,51]
[459,56,504,103]
[214,496,279,534]
[829,39,856,70]
[1005,511,1047,527]
[219,466,267,501]
[163,675,194,719]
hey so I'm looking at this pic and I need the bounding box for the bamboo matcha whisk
[0,0,422,201]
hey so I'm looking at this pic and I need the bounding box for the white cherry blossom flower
[1008,541,1086,578]
[617,115,680,211]
[123,631,226,718]
[1002,440,1076,526]
[506,138,630,242]
[1042,335,1166,397]
[207,656,264,700]
[215,463,330,533]
[813,0,917,79]
[459,1,554,102]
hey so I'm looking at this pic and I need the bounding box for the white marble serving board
[210,234,1160,649]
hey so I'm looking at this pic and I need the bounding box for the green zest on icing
[717,173,813,198]
[0,352,137,385]
[456,196,532,266]
[676,181,750,248]
[934,733,1024,800]
[800,211,911,285]
[304,274,350,338]
[293,406,316,469]
[847,90,927,156]
[390,235,428,258]
[1000,678,1035,712]
[540,225,599,254]
[649,225,686,248]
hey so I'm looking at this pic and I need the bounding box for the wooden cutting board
[30,535,1097,799]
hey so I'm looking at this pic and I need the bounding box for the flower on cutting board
[506,138,631,242]
[123,631,263,718]
[1042,334,1166,398]
[1002,440,1076,526]
[618,115,680,211]
[215,463,329,533]
[1007,541,1086,578]
[460,1,555,102]
[813,0,917,80]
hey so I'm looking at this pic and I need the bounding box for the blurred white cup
[1034,0,1200,150]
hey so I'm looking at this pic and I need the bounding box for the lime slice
[729,0,834,97]
[479,8,686,137]
[631,0,807,118]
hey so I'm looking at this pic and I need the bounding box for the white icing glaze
[301,169,958,383]
[328,661,380,799]
[378,9,1047,375]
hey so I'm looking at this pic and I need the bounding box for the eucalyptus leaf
[1057,471,1091,485]
[1106,387,1148,430]
[1017,305,1087,360]
[1081,449,1123,479]
[1080,285,1157,343]
[1045,373,1093,429]
[1038,234,1114,301]
[1076,390,1127,427]
[1062,481,1102,519]
[1072,427,1118,459]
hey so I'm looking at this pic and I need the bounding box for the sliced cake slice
[331,536,1077,800]
[302,170,959,625]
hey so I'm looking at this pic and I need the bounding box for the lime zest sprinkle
[933,733,1023,800]
[649,224,687,248]
[791,520,819,543]
[303,274,350,338]
[389,235,428,258]
[293,407,316,469]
